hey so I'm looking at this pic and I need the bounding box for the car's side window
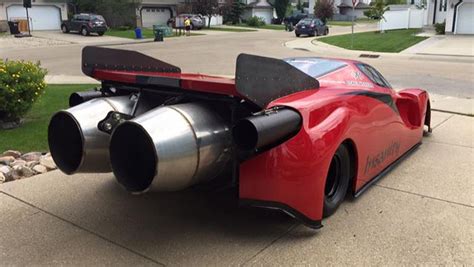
[357,64,392,88]
[73,15,79,21]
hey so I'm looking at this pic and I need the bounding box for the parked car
[283,13,307,27]
[61,14,108,36]
[295,18,328,37]
[167,14,204,30]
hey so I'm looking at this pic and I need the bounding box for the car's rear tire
[323,144,351,218]
[295,33,300,37]
[324,29,329,35]
[61,25,69,33]
[97,31,105,36]
[81,27,89,36]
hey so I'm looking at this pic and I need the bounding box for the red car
[48,47,431,229]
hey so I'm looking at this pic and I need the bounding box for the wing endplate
[235,54,319,108]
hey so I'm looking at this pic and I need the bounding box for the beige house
[0,0,68,31]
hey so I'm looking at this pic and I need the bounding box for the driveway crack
[374,185,473,209]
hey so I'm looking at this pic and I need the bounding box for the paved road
[1,26,473,98]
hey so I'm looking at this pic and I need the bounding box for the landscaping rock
[0,151,57,183]
[0,164,12,180]
[40,156,57,170]
[11,159,27,167]
[32,164,47,174]
[26,160,40,168]
[21,152,42,162]
[19,166,35,178]
[1,150,21,158]
[11,166,22,180]
[0,156,15,165]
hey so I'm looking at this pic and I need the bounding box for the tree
[296,0,303,12]
[314,0,334,23]
[192,0,221,28]
[365,0,389,22]
[275,0,290,20]
[225,0,245,24]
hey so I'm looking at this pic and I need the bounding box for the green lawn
[206,27,257,32]
[327,21,354,26]
[318,29,428,53]
[326,18,378,27]
[0,84,94,153]
[106,28,204,39]
[234,24,286,30]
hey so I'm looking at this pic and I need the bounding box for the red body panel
[91,59,429,225]
[239,62,429,223]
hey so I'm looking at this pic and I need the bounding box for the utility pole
[351,0,359,49]
[23,0,32,37]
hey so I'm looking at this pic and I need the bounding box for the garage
[141,7,171,28]
[456,2,474,34]
[6,5,61,31]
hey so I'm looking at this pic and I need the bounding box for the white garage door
[7,5,61,31]
[457,3,474,34]
[253,9,273,24]
[142,7,171,28]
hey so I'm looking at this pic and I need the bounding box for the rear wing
[82,46,181,76]
[81,47,319,109]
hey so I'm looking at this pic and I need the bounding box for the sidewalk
[401,35,474,57]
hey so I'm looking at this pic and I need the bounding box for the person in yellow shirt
[184,17,191,36]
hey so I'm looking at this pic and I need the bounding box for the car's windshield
[90,15,104,21]
[299,18,313,25]
[284,58,347,78]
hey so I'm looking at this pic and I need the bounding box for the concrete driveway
[33,30,129,44]
[402,35,474,57]
[0,111,472,265]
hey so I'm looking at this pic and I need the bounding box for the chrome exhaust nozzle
[48,96,135,174]
[109,103,232,193]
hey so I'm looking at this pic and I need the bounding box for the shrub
[246,16,266,27]
[434,21,445,34]
[0,60,47,125]
[314,0,335,23]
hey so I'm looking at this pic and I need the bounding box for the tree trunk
[208,16,212,28]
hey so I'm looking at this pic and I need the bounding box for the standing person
[184,17,191,36]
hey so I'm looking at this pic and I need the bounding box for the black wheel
[61,25,69,33]
[97,31,105,36]
[324,28,329,35]
[295,33,300,37]
[81,27,89,36]
[323,144,351,218]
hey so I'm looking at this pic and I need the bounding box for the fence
[379,8,426,31]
